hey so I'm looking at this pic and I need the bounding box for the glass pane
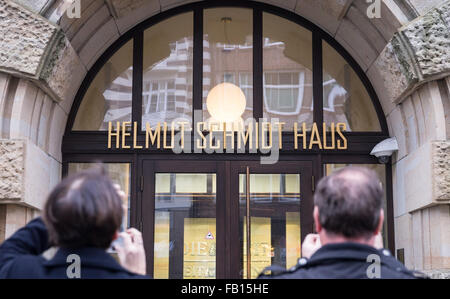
[324,164,388,247]
[203,8,253,126]
[239,173,301,278]
[142,12,193,130]
[73,41,133,130]
[67,163,131,229]
[322,41,381,131]
[263,13,313,131]
[154,173,216,279]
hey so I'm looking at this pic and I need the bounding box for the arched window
[70,7,386,133]
[64,3,392,279]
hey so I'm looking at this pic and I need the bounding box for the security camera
[370,137,399,164]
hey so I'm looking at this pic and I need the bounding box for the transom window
[70,7,385,133]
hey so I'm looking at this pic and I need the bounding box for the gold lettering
[163,122,174,149]
[336,122,347,149]
[107,121,349,152]
[223,123,234,150]
[294,122,307,150]
[323,122,335,150]
[145,122,161,148]
[309,123,322,149]
[277,122,285,149]
[196,122,206,149]
[108,121,120,149]
[133,121,142,149]
[122,121,131,149]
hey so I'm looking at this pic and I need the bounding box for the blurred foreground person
[0,168,147,279]
[260,166,425,279]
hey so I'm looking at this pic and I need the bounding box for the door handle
[246,166,251,279]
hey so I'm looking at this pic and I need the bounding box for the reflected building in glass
[74,10,379,132]
[142,12,194,129]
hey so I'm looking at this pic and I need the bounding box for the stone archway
[0,0,448,276]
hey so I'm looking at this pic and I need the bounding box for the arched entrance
[62,2,392,279]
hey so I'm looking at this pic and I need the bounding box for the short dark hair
[43,167,123,248]
[314,166,383,239]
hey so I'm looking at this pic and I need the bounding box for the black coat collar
[307,242,384,266]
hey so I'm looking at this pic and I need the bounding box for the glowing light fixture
[206,82,246,123]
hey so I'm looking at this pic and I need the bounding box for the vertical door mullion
[386,163,395,254]
[193,8,203,124]
[229,162,243,278]
[130,153,138,230]
[300,165,314,243]
[224,161,232,278]
[132,31,143,131]
[312,32,323,125]
[253,8,263,120]
[245,166,251,279]
[169,211,185,278]
[216,162,226,278]
[141,160,155,277]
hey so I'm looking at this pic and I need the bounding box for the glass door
[141,160,225,279]
[141,160,313,279]
[230,161,314,278]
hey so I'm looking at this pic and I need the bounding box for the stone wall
[433,142,450,201]
[0,0,57,76]
[0,0,86,103]
[0,140,23,201]
[391,78,450,274]
[0,204,38,240]
[371,0,450,106]
[0,139,60,209]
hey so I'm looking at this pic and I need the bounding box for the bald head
[314,166,383,239]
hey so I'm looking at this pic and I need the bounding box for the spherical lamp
[206,82,246,123]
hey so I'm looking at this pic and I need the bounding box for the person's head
[313,166,384,245]
[43,167,123,249]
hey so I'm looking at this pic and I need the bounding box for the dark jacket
[0,217,148,279]
[259,242,426,279]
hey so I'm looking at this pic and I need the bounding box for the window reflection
[203,8,253,124]
[73,41,133,130]
[322,41,381,131]
[71,9,384,134]
[263,13,313,130]
[142,12,193,129]
[264,72,304,114]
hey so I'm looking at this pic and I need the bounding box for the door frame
[229,161,314,278]
[62,154,394,278]
[140,158,314,279]
[141,159,227,278]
